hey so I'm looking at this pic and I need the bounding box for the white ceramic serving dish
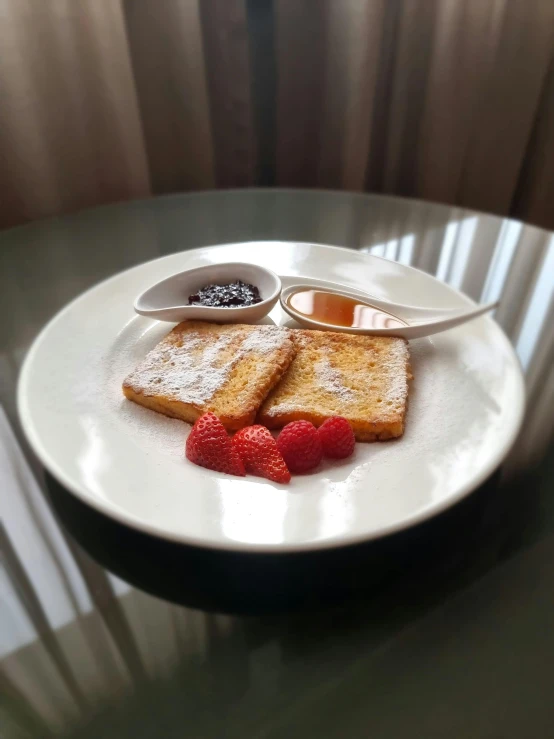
[18,242,525,552]
[134,261,281,323]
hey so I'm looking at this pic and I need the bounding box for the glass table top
[1,190,553,738]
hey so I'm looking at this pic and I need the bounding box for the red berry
[277,420,322,473]
[186,412,245,476]
[233,425,291,484]
[318,416,356,459]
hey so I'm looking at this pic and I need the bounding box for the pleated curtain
[0,0,553,230]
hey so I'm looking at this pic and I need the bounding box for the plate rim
[17,241,527,552]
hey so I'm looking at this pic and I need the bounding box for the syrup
[286,289,406,330]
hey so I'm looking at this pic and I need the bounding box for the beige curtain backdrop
[0,0,553,231]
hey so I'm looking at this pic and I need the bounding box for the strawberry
[318,416,356,459]
[277,420,323,473]
[233,425,291,484]
[186,412,245,476]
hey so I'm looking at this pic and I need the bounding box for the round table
[1,190,553,738]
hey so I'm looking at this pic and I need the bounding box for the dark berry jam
[188,280,262,308]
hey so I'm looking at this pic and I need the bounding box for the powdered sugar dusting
[263,333,410,419]
[262,401,299,417]
[124,330,235,405]
[371,339,411,409]
[106,322,293,461]
[124,324,291,407]
[314,355,355,401]
[115,394,188,459]
[101,322,192,461]
[241,326,289,354]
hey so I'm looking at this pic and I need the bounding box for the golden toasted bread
[258,329,411,441]
[123,322,296,430]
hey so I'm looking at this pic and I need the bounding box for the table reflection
[1,192,553,737]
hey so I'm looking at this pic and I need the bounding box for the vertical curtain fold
[0,0,553,230]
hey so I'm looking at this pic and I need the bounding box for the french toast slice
[123,322,296,430]
[258,329,411,441]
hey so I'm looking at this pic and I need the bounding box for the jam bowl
[134,262,282,324]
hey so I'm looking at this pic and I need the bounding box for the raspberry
[277,420,322,473]
[233,425,291,484]
[185,412,245,476]
[318,416,356,459]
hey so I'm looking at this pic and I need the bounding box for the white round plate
[18,242,525,552]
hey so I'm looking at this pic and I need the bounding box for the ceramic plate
[18,243,525,552]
